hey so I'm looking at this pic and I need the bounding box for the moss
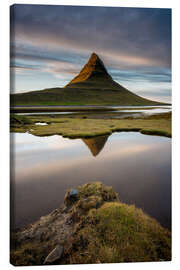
[10,241,51,266]
[76,195,103,211]
[67,202,171,264]
[65,182,118,223]
[63,182,171,264]
[78,182,118,202]
[11,182,171,265]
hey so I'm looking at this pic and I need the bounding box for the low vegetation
[10,114,34,132]
[10,112,171,138]
[10,182,171,265]
[67,203,171,263]
[10,87,167,106]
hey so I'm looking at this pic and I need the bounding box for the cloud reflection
[11,132,171,229]
[13,133,170,182]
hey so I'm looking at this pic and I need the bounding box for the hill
[10,53,167,106]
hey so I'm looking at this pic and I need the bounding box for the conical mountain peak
[90,52,99,59]
[87,52,107,72]
[88,52,102,64]
[11,52,164,106]
[66,52,112,87]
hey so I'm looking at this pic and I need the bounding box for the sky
[10,4,171,103]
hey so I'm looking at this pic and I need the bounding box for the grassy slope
[10,86,167,106]
[10,112,171,138]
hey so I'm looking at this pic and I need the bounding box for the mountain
[10,53,167,106]
[66,52,113,87]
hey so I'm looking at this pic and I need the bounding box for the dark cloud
[11,5,171,68]
[10,4,171,101]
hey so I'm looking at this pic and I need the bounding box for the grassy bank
[10,182,171,265]
[10,112,172,138]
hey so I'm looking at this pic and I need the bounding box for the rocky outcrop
[64,189,79,207]
[10,182,171,266]
[10,182,118,265]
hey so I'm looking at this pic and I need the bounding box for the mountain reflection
[82,135,109,156]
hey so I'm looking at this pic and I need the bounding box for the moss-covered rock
[10,182,171,266]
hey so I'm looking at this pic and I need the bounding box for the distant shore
[10,111,172,138]
[10,104,171,113]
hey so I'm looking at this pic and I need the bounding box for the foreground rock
[10,182,171,266]
[64,188,79,207]
[44,245,63,264]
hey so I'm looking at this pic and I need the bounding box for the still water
[15,105,171,117]
[10,132,171,230]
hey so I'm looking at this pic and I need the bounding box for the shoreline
[10,112,172,138]
[10,105,171,113]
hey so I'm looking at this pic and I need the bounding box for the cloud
[10,4,171,102]
[11,5,171,68]
[41,60,81,78]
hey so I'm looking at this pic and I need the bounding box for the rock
[64,189,79,207]
[44,245,63,264]
[69,189,78,197]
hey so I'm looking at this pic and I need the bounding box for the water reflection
[82,135,109,156]
[11,132,171,230]
[15,105,171,118]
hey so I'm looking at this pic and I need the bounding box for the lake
[13,105,171,118]
[10,131,171,230]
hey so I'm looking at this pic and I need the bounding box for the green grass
[10,114,33,124]
[10,114,34,132]
[10,87,168,106]
[10,112,171,138]
[67,202,171,264]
